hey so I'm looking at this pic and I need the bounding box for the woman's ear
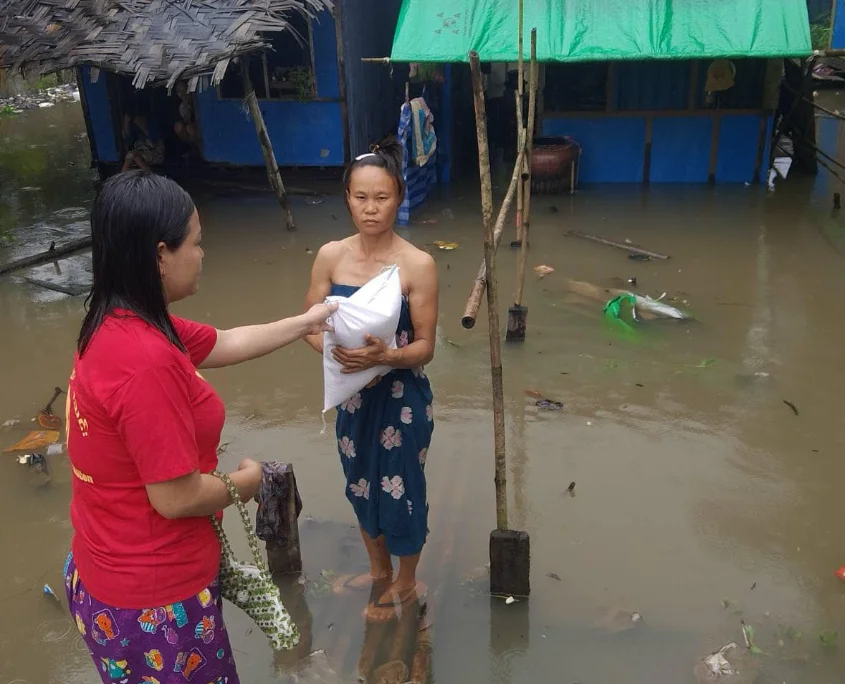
[156,241,167,277]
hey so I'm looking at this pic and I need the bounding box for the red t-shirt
[67,311,224,608]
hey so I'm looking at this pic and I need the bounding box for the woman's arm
[332,251,438,372]
[200,303,334,369]
[303,244,338,354]
[146,459,263,519]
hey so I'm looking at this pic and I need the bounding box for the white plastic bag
[322,266,402,412]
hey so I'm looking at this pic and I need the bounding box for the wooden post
[265,465,303,575]
[507,29,538,343]
[241,62,296,231]
[470,50,531,598]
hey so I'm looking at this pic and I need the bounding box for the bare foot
[332,572,391,595]
[363,581,428,622]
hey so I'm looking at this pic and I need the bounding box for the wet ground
[3,101,845,684]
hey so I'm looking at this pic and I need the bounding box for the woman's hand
[302,302,337,336]
[333,334,390,374]
[234,458,263,502]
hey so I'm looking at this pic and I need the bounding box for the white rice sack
[322,266,402,412]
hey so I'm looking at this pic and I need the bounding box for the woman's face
[346,165,401,236]
[158,209,204,304]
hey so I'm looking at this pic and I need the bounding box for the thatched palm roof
[0,0,333,89]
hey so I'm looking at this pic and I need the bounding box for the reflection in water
[6,103,845,683]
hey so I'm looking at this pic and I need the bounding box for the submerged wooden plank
[0,237,92,277]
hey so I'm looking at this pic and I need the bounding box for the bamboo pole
[241,62,296,231]
[508,29,538,342]
[567,229,670,260]
[460,130,526,329]
[469,51,508,532]
[461,81,528,329]
[515,0,525,244]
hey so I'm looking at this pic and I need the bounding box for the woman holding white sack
[304,137,438,622]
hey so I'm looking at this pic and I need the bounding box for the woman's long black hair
[343,135,406,198]
[78,171,195,355]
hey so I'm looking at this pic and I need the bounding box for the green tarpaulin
[390,0,812,63]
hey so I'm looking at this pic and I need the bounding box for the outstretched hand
[333,334,389,373]
[303,302,337,336]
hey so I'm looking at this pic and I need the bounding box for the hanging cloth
[410,97,437,167]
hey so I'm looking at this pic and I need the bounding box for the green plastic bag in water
[603,293,638,337]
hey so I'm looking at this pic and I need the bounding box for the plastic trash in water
[603,293,639,337]
[46,442,65,456]
[43,584,62,605]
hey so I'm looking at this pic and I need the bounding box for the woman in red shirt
[64,170,333,684]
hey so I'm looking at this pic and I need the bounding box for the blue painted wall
[79,66,119,163]
[541,117,646,183]
[542,113,770,184]
[537,56,773,184]
[716,114,769,183]
[197,9,346,166]
[833,0,845,48]
[650,116,713,183]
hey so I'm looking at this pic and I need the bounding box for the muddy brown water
[3,102,845,683]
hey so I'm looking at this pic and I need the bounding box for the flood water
[3,101,845,684]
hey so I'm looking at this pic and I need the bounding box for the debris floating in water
[783,400,799,416]
[3,430,60,452]
[566,482,576,495]
[43,584,61,604]
[547,572,562,581]
[533,264,555,278]
[505,596,516,605]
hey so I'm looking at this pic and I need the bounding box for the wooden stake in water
[508,28,539,342]
[469,51,507,532]
[241,62,296,231]
[470,50,532,597]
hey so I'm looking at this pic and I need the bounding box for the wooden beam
[332,3,351,163]
[753,113,769,183]
[708,112,721,184]
[643,114,653,184]
[605,62,617,112]
[688,61,700,110]
[241,61,295,231]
